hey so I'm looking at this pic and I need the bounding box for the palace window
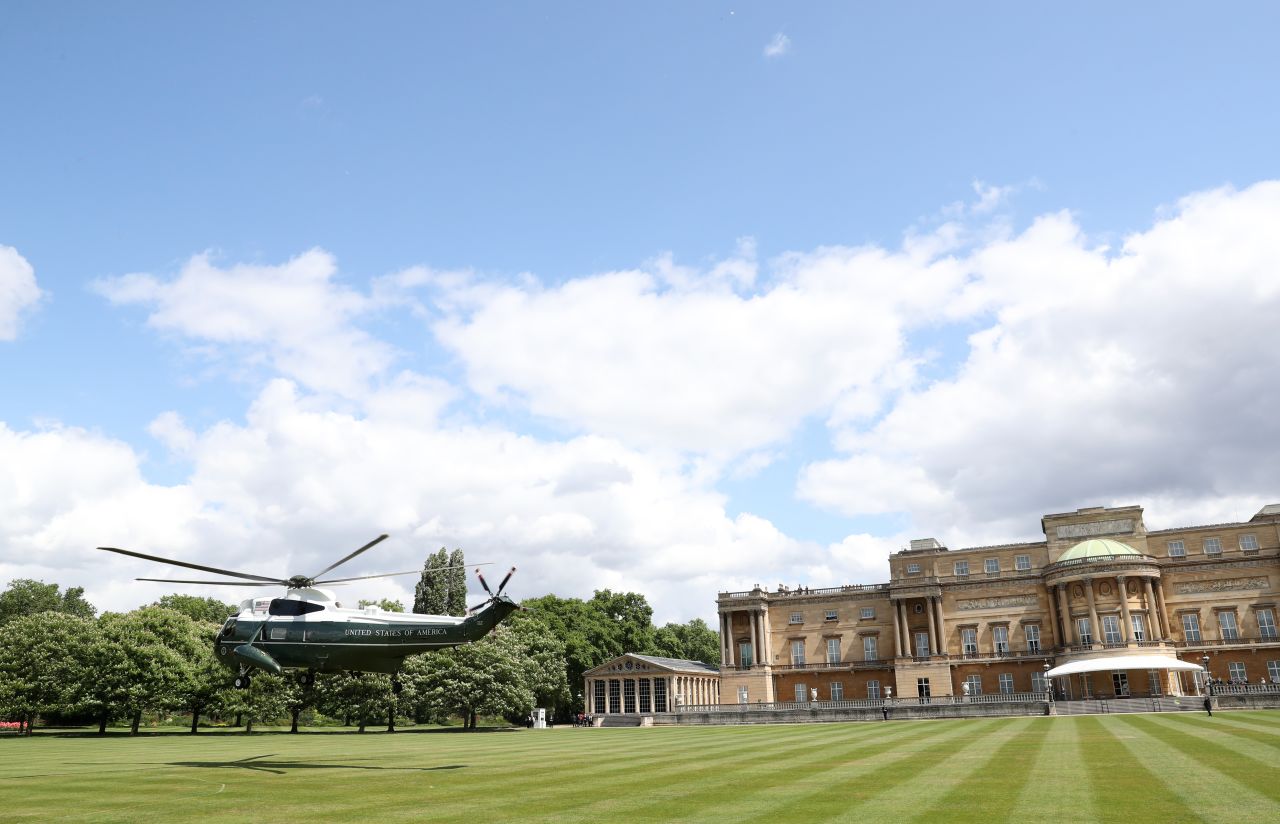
[954,560,970,576]
[1025,624,1041,653]
[1131,614,1146,642]
[861,607,875,619]
[906,563,921,575]
[739,642,754,668]
[1240,534,1259,553]
[824,609,838,622]
[830,682,844,701]
[737,685,748,704]
[965,674,982,696]
[1204,537,1222,556]
[1102,615,1122,645]
[794,683,808,703]
[791,640,806,666]
[1032,672,1048,694]
[1258,608,1277,639]
[1080,674,1093,697]
[1268,661,1280,684]
[1015,554,1031,571]
[961,627,977,655]
[915,632,930,658]
[917,678,931,702]
[1077,617,1093,645]
[1181,613,1201,642]
[998,673,1015,694]
[992,625,1010,655]
[826,637,841,664]
[867,679,881,700]
[1147,670,1163,696]
[789,612,803,624]
[1228,662,1247,682]
[1167,540,1185,558]
[1219,611,1240,641]
[863,635,878,661]
[984,558,1000,576]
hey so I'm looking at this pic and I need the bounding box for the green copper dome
[1057,538,1142,562]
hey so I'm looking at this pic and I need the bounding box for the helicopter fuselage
[215,588,519,676]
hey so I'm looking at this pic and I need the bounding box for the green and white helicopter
[98,535,520,690]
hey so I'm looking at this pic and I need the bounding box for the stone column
[924,601,938,656]
[898,601,910,655]
[1154,578,1171,640]
[1143,578,1160,640]
[933,596,947,655]
[890,598,903,657]
[1117,575,1133,644]
[1046,585,1060,647]
[720,613,729,664]
[1056,584,1074,644]
[761,608,773,666]
[1084,579,1100,646]
[750,611,761,667]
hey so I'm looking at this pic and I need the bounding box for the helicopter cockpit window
[268,599,325,616]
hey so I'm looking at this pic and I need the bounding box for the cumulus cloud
[93,249,394,397]
[764,32,791,58]
[799,181,1280,546]
[0,245,42,340]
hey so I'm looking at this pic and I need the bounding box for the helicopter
[97,534,521,690]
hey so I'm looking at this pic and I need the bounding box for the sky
[3,2,1280,624]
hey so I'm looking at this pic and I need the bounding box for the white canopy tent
[1045,655,1203,679]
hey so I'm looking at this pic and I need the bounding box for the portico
[583,654,720,716]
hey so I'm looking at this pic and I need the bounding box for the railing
[959,648,1050,661]
[1210,683,1280,695]
[1181,635,1280,647]
[667,691,1045,714]
[770,659,891,672]
[719,583,892,599]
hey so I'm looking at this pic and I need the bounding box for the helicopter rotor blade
[475,567,494,597]
[98,547,282,583]
[316,561,494,586]
[308,534,389,582]
[495,566,516,596]
[137,578,282,586]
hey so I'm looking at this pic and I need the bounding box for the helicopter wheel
[234,674,252,690]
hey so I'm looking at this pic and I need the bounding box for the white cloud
[800,181,1280,545]
[0,245,42,340]
[93,249,394,398]
[764,32,791,58]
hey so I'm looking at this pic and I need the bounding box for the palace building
[718,504,1280,704]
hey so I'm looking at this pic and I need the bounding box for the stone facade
[718,504,1280,703]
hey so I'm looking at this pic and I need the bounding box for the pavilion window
[1219,611,1240,641]
[992,625,1010,655]
[608,680,621,713]
[639,678,651,713]
[863,635,878,661]
[623,679,636,713]
[1181,613,1201,642]
[1102,615,1122,645]
[1131,614,1146,642]
[1257,608,1277,639]
[826,637,841,664]
[654,678,667,712]
[594,680,606,714]
[1025,624,1041,653]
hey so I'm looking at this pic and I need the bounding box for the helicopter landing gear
[233,673,252,690]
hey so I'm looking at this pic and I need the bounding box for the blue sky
[3,3,1280,621]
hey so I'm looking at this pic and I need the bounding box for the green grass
[2,712,1278,823]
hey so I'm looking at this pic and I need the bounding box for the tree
[446,548,467,616]
[521,594,622,714]
[652,618,721,666]
[590,590,657,656]
[153,594,235,624]
[413,548,450,614]
[0,579,96,625]
[168,618,230,733]
[313,672,394,733]
[358,598,405,613]
[0,612,100,733]
[97,607,206,734]
[417,628,535,729]
[504,611,571,719]
[217,672,295,734]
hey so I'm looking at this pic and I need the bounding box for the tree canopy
[0,579,96,625]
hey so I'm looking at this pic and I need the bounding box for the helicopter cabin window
[269,599,325,617]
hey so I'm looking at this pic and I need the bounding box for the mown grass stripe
[1077,716,1208,824]
[1115,715,1280,805]
[1008,716,1100,822]
[910,717,1051,822]
[1140,712,1280,755]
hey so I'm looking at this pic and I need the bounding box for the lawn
[1,712,1277,823]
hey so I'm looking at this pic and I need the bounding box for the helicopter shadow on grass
[166,754,468,775]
